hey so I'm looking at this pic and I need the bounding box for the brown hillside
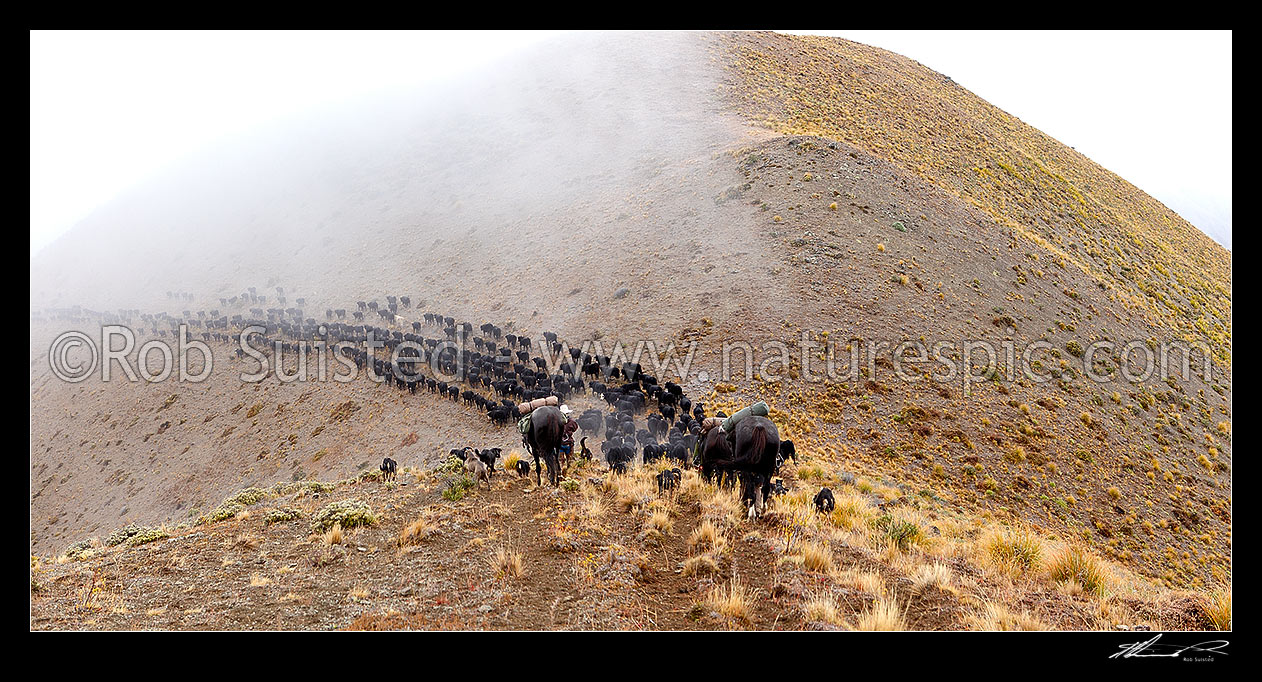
[31,31,1230,629]
[716,31,1231,365]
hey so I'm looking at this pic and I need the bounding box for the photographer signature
[1111,634,1229,660]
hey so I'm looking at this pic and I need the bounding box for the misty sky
[29,30,1232,257]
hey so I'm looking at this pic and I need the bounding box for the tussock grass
[796,463,826,481]
[855,597,905,630]
[503,451,523,472]
[978,527,1044,577]
[490,546,525,579]
[612,475,654,513]
[965,602,1047,631]
[699,485,743,527]
[398,515,437,546]
[1046,546,1110,597]
[832,568,886,595]
[646,510,674,535]
[677,470,708,503]
[1201,588,1231,630]
[689,520,724,553]
[797,540,834,573]
[802,592,845,626]
[577,488,608,527]
[910,562,953,594]
[872,512,926,552]
[705,577,752,622]
[321,523,345,546]
[828,491,874,530]
[682,554,719,577]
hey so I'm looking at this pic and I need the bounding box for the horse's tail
[543,416,563,453]
[751,425,767,466]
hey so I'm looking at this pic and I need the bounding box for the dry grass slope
[715,31,1231,365]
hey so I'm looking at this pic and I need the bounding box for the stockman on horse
[692,401,769,465]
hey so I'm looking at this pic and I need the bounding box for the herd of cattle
[35,291,822,518]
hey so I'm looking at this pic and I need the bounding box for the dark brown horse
[698,425,733,485]
[702,416,780,518]
[732,416,780,518]
[526,405,565,486]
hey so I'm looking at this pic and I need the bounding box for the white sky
[29,30,1232,257]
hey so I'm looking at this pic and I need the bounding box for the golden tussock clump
[910,562,953,594]
[1200,588,1231,630]
[1046,546,1111,597]
[645,510,674,536]
[321,523,345,546]
[855,597,904,631]
[398,515,437,546]
[682,554,719,577]
[965,602,1047,631]
[689,519,725,553]
[796,540,834,573]
[977,527,1044,577]
[801,592,844,626]
[489,547,525,579]
[705,577,752,622]
[831,568,886,595]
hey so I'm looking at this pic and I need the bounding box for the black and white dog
[814,487,836,513]
[477,448,502,477]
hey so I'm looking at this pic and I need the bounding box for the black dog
[656,468,682,494]
[380,457,398,482]
[579,437,593,461]
[515,459,531,478]
[814,487,836,513]
[775,439,797,473]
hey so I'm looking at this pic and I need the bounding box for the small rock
[477,604,493,613]
[613,287,630,300]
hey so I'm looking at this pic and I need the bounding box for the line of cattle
[37,294,836,518]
